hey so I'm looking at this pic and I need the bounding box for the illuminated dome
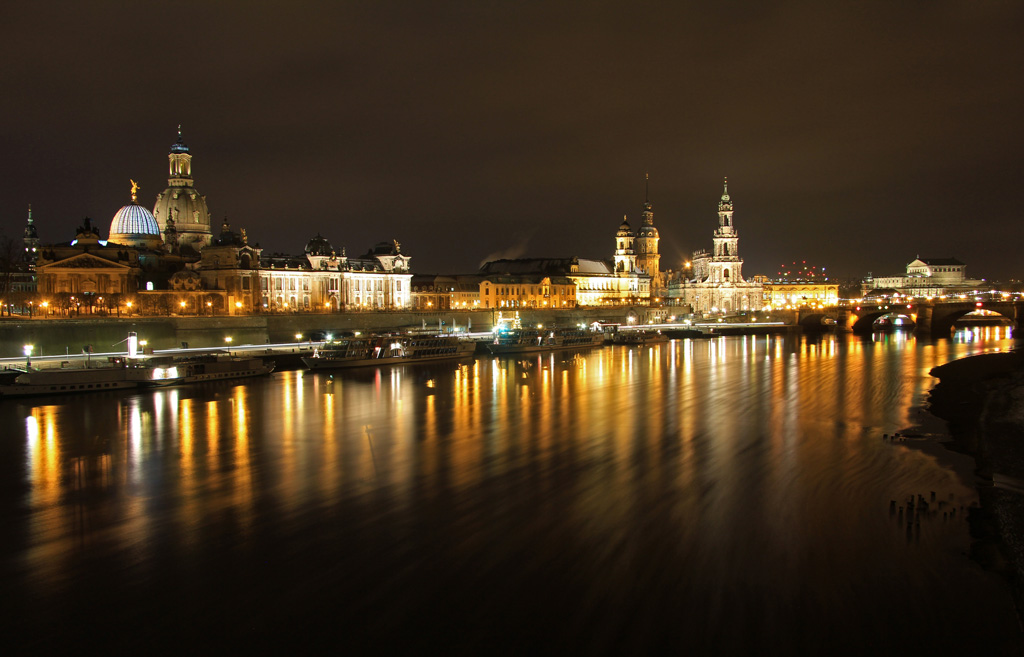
[616,217,633,237]
[153,127,213,253]
[109,181,163,248]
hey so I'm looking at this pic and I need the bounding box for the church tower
[613,215,636,273]
[633,174,661,278]
[152,127,213,256]
[23,205,40,264]
[709,177,743,283]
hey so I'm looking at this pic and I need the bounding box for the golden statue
[130,179,140,202]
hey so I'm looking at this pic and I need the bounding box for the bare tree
[0,231,25,299]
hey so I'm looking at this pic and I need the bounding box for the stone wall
[0,308,636,357]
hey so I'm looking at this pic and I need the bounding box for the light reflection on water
[1,327,1021,654]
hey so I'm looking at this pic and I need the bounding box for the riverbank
[927,348,1024,623]
[0,307,633,357]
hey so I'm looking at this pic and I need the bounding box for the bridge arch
[848,309,917,334]
[930,306,1017,337]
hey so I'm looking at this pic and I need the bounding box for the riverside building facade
[670,179,762,314]
[26,130,413,315]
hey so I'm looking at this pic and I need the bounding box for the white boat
[303,335,475,370]
[0,359,182,398]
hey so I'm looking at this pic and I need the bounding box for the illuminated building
[477,180,662,306]
[478,273,576,309]
[478,258,645,306]
[761,261,838,308]
[633,176,662,285]
[152,128,213,255]
[761,281,839,308]
[411,275,484,310]
[670,179,762,314]
[108,181,164,250]
[863,257,984,297]
[29,130,413,315]
[35,218,142,297]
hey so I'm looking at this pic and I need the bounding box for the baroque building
[671,179,762,314]
[863,257,983,297]
[152,128,213,256]
[35,217,142,297]
[27,129,414,315]
[633,176,661,282]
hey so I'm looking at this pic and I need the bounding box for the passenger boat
[612,330,670,345]
[0,359,183,398]
[302,335,476,370]
[146,354,275,384]
[486,328,603,355]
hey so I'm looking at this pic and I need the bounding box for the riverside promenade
[0,307,640,359]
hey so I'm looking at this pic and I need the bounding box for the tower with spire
[712,177,740,266]
[23,205,40,264]
[152,126,213,256]
[633,173,661,279]
[679,178,760,314]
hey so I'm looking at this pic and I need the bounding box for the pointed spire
[718,177,734,213]
[645,172,649,203]
[24,204,39,242]
[171,125,190,153]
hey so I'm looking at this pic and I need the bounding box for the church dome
[637,224,659,238]
[616,217,634,237]
[305,234,335,256]
[152,128,213,253]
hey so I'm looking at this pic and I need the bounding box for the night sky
[2,2,1022,280]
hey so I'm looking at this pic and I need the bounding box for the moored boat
[0,359,182,398]
[302,335,476,370]
[612,329,670,345]
[144,354,275,385]
[486,328,603,355]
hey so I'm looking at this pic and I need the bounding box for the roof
[109,203,160,237]
[917,257,964,266]
[479,257,614,276]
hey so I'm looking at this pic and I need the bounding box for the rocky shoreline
[927,349,1024,625]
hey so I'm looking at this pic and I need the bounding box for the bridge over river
[793,297,1023,337]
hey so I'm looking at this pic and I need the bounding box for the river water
[2,328,1021,655]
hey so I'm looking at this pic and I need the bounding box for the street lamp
[23,344,33,368]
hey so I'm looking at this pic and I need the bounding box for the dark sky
[2,2,1022,280]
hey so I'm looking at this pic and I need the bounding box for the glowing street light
[23,344,34,367]
[225,336,233,343]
